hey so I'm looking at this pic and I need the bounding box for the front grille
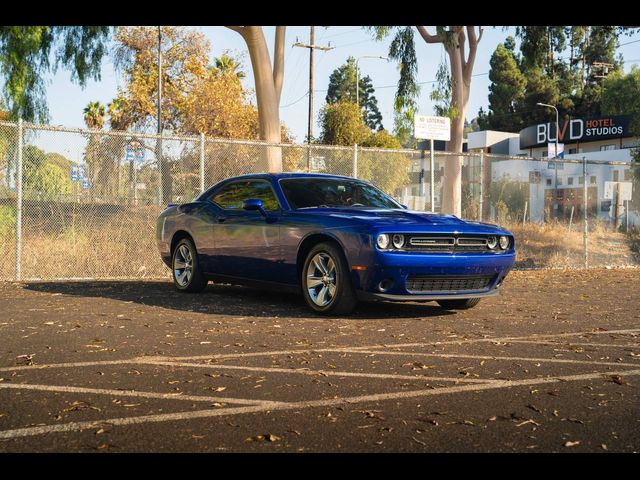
[405,275,494,293]
[405,235,491,253]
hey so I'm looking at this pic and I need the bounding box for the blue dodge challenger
[156,173,515,315]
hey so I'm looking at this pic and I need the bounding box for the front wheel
[437,298,481,310]
[172,237,208,293]
[302,242,358,315]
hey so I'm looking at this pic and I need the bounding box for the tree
[318,101,370,146]
[371,26,484,216]
[83,101,106,130]
[212,52,246,79]
[325,57,383,131]
[22,145,72,198]
[478,39,527,132]
[182,69,259,139]
[225,26,286,172]
[602,67,640,179]
[112,26,211,133]
[0,26,111,122]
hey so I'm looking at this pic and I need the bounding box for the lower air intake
[405,275,494,293]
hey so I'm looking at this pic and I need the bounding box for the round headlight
[487,236,498,249]
[376,233,390,249]
[499,235,510,250]
[392,234,405,249]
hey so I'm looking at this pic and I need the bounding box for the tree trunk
[233,26,283,172]
[442,43,465,218]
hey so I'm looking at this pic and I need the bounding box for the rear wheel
[437,298,481,310]
[302,242,357,315]
[172,237,208,293]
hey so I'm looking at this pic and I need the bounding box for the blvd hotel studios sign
[519,114,634,149]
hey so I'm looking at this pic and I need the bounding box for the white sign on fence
[604,181,632,201]
[414,115,451,141]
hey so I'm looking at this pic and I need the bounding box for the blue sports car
[156,173,515,315]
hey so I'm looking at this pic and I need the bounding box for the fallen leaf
[601,444,608,450]
[609,375,628,385]
[411,436,427,446]
[214,387,226,392]
[564,441,580,447]
[516,419,540,427]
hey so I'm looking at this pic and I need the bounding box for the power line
[619,38,640,47]
[280,91,309,108]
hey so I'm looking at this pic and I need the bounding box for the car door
[208,179,283,281]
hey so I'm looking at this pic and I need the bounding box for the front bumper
[352,250,515,299]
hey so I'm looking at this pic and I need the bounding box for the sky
[42,26,640,145]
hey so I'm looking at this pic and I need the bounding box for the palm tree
[83,101,106,129]
[211,53,245,80]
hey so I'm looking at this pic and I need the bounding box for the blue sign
[126,145,145,162]
[71,165,87,182]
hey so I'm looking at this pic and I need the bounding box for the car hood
[296,207,511,234]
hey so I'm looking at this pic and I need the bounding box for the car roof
[231,172,368,182]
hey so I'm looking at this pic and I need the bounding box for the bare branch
[273,26,286,105]
[225,26,245,34]
[416,26,443,44]
[458,28,466,70]
[464,26,482,83]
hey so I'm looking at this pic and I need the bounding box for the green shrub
[0,204,16,239]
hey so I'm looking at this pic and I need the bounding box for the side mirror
[242,198,267,216]
[400,204,409,210]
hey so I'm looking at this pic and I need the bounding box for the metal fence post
[583,156,588,269]
[200,133,205,193]
[353,144,358,178]
[479,150,484,222]
[15,118,23,281]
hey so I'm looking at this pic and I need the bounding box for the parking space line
[500,340,639,349]
[0,383,283,406]
[332,349,640,368]
[2,328,638,374]
[2,368,639,440]
[139,360,496,384]
[0,359,139,373]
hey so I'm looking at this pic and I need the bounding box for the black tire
[437,298,481,310]
[301,242,358,315]
[171,237,208,293]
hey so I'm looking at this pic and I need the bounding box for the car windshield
[280,178,401,210]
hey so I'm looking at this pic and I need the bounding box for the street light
[537,102,560,219]
[356,56,388,107]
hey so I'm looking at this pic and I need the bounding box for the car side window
[210,180,281,211]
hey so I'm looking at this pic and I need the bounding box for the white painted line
[334,349,640,368]
[2,328,639,373]
[0,359,137,373]
[0,383,283,407]
[352,328,640,351]
[2,368,639,440]
[139,360,495,384]
[501,340,640,349]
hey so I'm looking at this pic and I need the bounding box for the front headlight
[376,233,390,249]
[487,236,498,249]
[499,235,510,250]
[392,234,405,249]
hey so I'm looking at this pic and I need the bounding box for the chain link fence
[0,120,638,281]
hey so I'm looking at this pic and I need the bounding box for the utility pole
[293,27,334,144]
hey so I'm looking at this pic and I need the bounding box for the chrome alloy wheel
[173,244,194,287]
[306,252,337,307]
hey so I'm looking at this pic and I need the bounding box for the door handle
[217,216,227,223]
